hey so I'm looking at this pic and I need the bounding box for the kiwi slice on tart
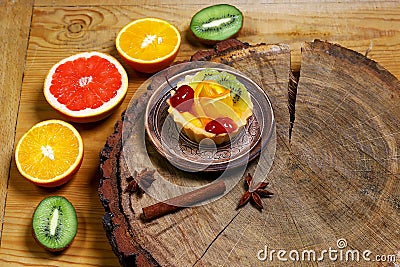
[32,196,78,252]
[190,4,243,45]
[192,68,220,81]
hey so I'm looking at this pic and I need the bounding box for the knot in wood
[67,22,83,34]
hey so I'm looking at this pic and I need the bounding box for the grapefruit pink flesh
[44,52,128,123]
[49,55,122,111]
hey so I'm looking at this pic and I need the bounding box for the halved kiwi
[189,4,243,45]
[32,196,78,252]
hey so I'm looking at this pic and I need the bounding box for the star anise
[125,168,156,193]
[237,173,273,210]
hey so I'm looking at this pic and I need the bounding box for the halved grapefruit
[44,52,128,123]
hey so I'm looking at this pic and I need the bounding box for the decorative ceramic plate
[145,64,275,172]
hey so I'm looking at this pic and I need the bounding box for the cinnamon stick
[141,180,226,221]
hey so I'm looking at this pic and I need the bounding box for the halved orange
[15,120,84,187]
[116,18,181,73]
[44,52,128,123]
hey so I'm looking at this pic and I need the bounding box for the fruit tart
[167,69,253,145]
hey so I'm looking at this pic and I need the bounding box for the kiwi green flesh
[190,4,243,42]
[32,196,77,251]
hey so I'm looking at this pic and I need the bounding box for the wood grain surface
[0,0,34,241]
[99,39,400,267]
[1,1,400,266]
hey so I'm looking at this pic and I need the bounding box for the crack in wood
[192,211,241,267]
[288,70,299,144]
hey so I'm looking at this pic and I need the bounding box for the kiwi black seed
[190,4,243,45]
[32,196,78,252]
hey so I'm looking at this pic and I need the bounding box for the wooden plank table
[1,1,399,266]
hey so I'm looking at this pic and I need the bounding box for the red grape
[169,85,194,112]
[205,117,237,134]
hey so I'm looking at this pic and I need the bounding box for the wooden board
[1,1,400,266]
[0,0,34,240]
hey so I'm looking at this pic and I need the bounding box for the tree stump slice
[289,40,400,258]
[99,39,400,267]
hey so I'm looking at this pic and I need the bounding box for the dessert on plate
[167,68,253,145]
